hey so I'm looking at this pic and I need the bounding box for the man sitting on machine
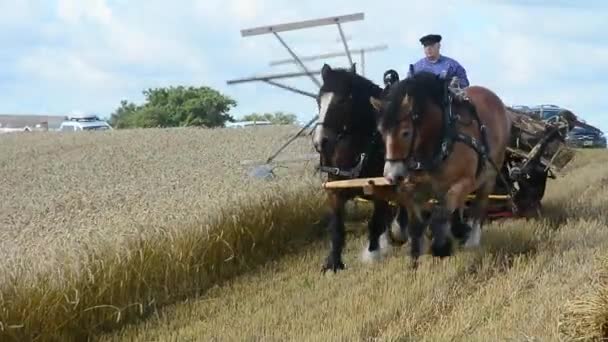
[409,33,470,102]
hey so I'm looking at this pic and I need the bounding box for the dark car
[529,104,562,121]
[566,124,607,148]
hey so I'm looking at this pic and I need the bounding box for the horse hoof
[431,240,453,258]
[379,232,397,255]
[451,222,472,244]
[463,226,481,248]
[361,248,382,264]
[321,256,345,274]
[390,223,408,245]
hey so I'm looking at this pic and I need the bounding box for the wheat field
[0,126,325,341]
[2,127,608,341]
[98,147,608,341]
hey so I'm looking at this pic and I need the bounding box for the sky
[1,0,607,131]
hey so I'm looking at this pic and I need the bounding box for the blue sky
[1,0,607,131]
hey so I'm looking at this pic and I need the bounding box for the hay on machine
[323,106,579,219]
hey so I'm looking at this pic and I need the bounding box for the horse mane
[379,71,445,131]
[320,66,384,136]
[320,66,383,99]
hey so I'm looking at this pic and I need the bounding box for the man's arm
[453,62,470,87]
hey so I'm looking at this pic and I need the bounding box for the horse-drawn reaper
[227,12,577,272]
[319,64,578,270]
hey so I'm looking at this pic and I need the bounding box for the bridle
[384,111,427,172]
[314,114,381,179]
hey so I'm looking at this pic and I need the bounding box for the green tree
[109,86,236,129]
[241,111,297,125]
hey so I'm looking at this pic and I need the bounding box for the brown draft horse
[370,70,511,267]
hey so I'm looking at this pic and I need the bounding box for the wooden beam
[322,177,392,189]
[240,13,364,37]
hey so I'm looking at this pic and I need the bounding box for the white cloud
[52,0,206,72]
[18,48,116,86]
[4,0,212,116]
[0,0,606,132]
[56,0,112,25]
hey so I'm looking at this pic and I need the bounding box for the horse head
[370,71,447,184]
[313,63,383,172]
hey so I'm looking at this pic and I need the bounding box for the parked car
[566,124,606,148]
[58,114,113,132]
[512,103,605,148]
[529,104,563,121]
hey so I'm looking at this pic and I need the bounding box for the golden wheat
[98,149,608,341]
[0,126,326,341]
[3,126,608,341]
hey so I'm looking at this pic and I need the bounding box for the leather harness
[317,127,383,179]
[386,80,490,178]
[316,79,492,183]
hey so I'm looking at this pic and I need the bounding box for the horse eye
[402,130,411,138]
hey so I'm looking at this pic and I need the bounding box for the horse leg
[430,179,475,258]
[390,205,409,244]
[451,207,472,246]
[405,203,427,269]
[464,180,494,248]
[322,192,347,273]
[362,199,391,263]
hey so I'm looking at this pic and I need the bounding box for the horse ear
[350,63,357,74]
[401,94,413,111]
[369,96,383,112]
[321,63,331,80]
[408,64,415,78]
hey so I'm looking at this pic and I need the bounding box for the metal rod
[336,22,353,67]
[273,31,321,88]
[265,115,319,164]
[262,80,317,98]
[360,50,365,76]
[269,44,388,66]
[226,70,321,85]
[241,153,318,166]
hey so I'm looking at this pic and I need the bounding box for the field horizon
[2,126,608,341]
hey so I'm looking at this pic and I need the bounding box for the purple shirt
[410,55,470,87]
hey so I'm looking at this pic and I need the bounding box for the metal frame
[228,12,365,93]
[228,13,392,175]
[268,44,388,77]
[226,70,322,98]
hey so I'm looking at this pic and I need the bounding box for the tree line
[108,85,297,129]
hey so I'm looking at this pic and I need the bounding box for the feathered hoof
[321,255,345,274]
[431,240,453,258]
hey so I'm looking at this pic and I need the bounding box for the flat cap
[419,34,442,46]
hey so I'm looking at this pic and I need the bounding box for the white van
[58,114,113,132]
[225,120,272,128]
